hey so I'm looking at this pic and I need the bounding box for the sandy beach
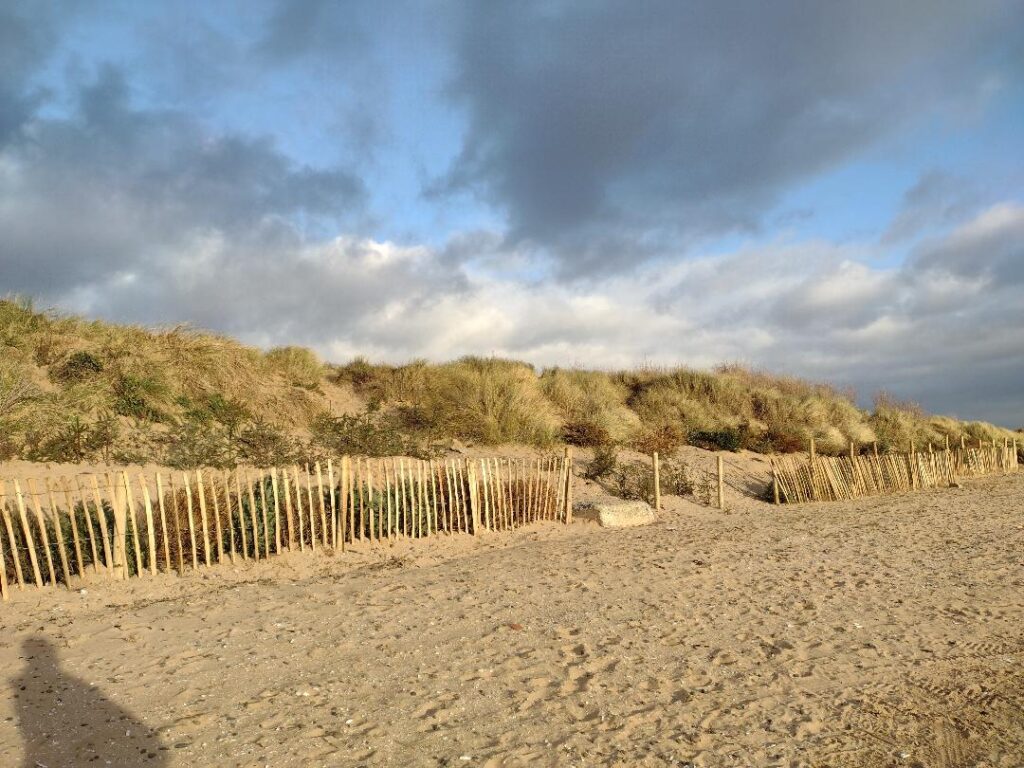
[1,469,1022,767]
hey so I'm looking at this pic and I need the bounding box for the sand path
[1,472,1022,766]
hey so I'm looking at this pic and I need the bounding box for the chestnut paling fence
[0,454,573,600]
[770,441,1019,504]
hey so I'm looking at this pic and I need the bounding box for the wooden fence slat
[291,466,305,552]
[89,475,113,573]
[234,470,248,561]
[137,473,158,575]
[209,472,224,565]
[247,470,262,560]
[45,479,72,588]
[258,470,271,559]
[220,472,235,563]
[270,468,282,555]
[1,480,26,589]
[168,474,185,574]
[195,471,212,567]
[303,465,317,553]
[154,473,171,572]
[59,478,85,577]
[15,480,44,587]
[74,477,101,574]
[26,479,57,585]
[182,472,199,570]
[327,459,338,551]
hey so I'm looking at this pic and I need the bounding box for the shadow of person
[13,635,170,766]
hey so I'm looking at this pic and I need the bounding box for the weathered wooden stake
[59,477,85,577]
[564,447,574,524]
[182,472,199,569]
[1,480,26,588]
[653,452,661,511]
[26,478,57,584]
[137,473,158,575]
[195,471,212,567]
[717,454,725,510]
[155,473,172,572]
[89,474,113,573]
[45,480,72,588]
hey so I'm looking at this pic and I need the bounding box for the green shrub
[310,411,411,457]
[51,350,104,383]
[659,458,695,495]
[164,417,234,469]
[113,373,168,421]
[584,444,618,481]
[612,462,656,505]
[689,428,743,452]
[235,418,296,467]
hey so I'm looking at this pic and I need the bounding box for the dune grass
[1,297,1018,466]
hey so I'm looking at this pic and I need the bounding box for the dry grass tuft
[1,298,1018,464]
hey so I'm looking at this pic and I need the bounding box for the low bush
[584,443,618,481]
[689,428,743,452]
[659,458,695,496]
[631,423,684,456]
[51,350,104,383]
[563,419,612,447]
[612,462,657,505]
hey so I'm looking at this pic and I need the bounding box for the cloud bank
[0,1,1022,425]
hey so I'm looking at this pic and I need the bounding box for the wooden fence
[0,453,573,600]
[771,440,1019,504]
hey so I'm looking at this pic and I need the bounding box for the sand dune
[1,470,1022,766]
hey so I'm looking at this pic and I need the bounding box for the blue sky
[1,1,1023,424]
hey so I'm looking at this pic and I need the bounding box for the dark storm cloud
[440,1,1023,272]
[0,2,63,145]
[0,63,366,297]
[881,171,982,245]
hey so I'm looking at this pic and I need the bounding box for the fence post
[653,451,661,511]
[809,438,817,500]
[564,447,574,524]
[771,460,781,505]
[873,441,879,458]
[717,454,725,510]
[849,441,855,459]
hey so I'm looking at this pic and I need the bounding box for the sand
[0,465,1022,767]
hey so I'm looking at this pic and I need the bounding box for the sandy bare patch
[1,472,1022,766]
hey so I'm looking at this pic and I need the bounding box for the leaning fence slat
[26,479,57,585]
[75,477,101,574]
[118,473,142,577]
[137,473,158,575]
[45,479,72,588]
[60,478,85,577]
[15,480,44,587]
[195,471,212,567]
[1,481,26,589]
[154,473,171,572]
[89,475,113,573]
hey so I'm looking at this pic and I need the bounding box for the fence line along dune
[771,439,1019,503]
[0,453,572,600]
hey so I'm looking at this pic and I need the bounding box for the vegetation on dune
[0,297,1019,467]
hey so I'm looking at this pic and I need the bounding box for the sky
[1,1,1023,425]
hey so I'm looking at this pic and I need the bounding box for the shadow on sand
[13,635,169,767]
